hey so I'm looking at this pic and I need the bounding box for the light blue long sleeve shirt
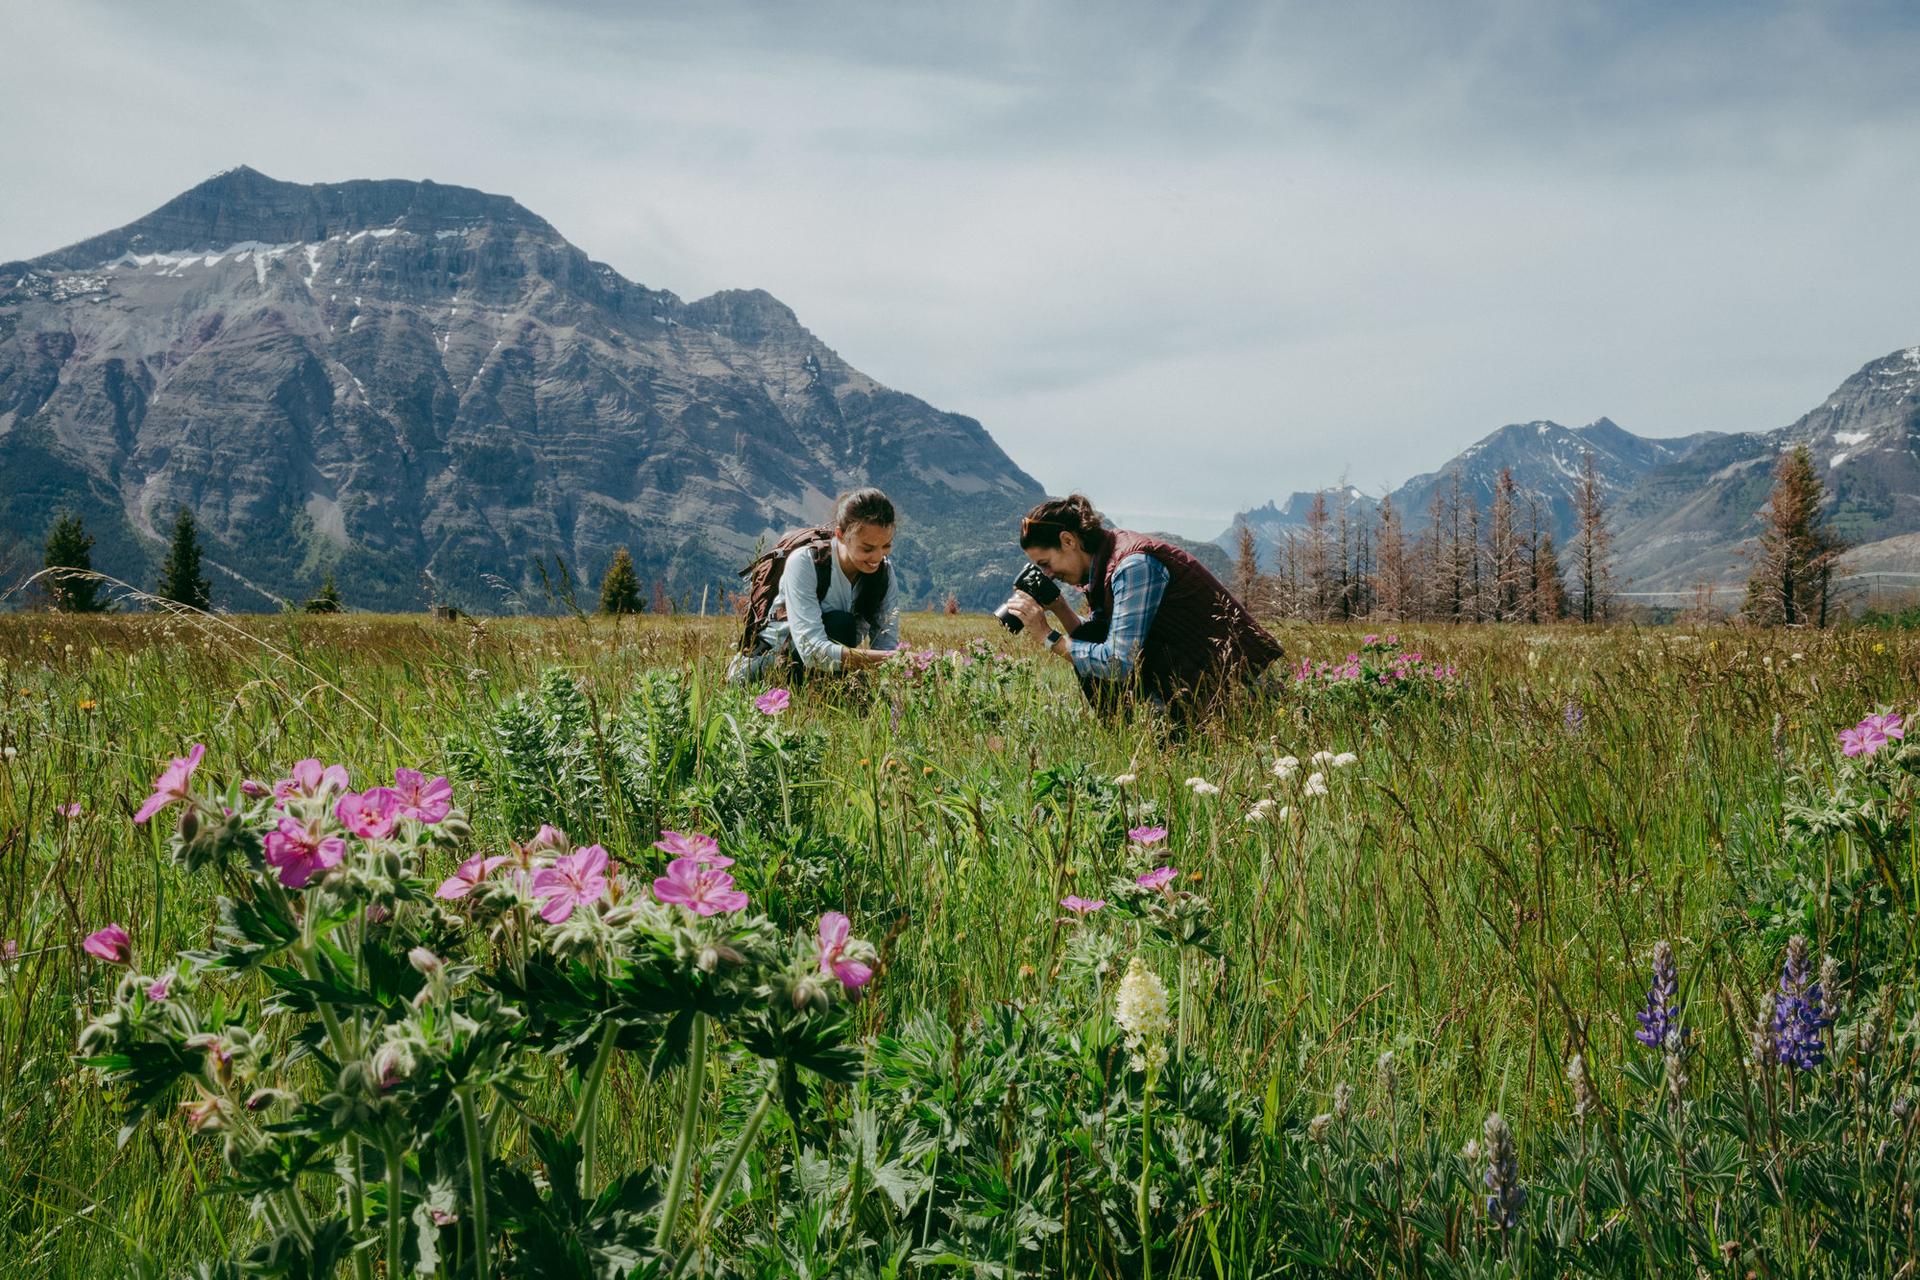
[1067,552,1168,680]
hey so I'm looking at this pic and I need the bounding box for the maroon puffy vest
[1078,530,1283,703]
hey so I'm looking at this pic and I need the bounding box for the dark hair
[1018,494,1109,552]
[833,487,895,533]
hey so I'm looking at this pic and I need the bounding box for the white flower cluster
[1114,955,1171,1076]
[1184,776,1219,796]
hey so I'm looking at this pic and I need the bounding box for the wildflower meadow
[1,611,1917,1277]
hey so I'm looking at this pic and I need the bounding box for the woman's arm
[1062,555,1167,679]
[778,550,846,672]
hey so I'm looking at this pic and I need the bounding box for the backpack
[736,526,890,655]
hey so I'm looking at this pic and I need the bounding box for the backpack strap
[809,540,889,633]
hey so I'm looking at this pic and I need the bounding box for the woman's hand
[1002,596,1056,647]
[842,647,894,672]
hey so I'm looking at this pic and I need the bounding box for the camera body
[995,561,1063,633]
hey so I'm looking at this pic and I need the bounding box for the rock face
[0,167,1046,611]
[1218,348,1920,597]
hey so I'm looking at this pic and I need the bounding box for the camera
[995,561,1062,633]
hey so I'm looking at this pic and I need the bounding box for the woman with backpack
[728,488,901,684]
[999,493,1283,719]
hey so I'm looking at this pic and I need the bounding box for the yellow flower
[1874,642,1886,655]
[78,699,98,711]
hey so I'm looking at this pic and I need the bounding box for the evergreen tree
[598,548,645,615]
[1232,523,1263,612]
[1744,444,1845,626]
[1572,451,1615,623]
[304,571,344,614]
[1533,533,1567,621]
[43,511,110,613]
[156,506,211,611]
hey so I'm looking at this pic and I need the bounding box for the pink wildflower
[755,687,791,715]
[56,802,82,818]
[134,744,206,824]
[1061,895,1107,915]
[147,973,174,1001]
[816,911,873,991]
[652,857,749,916]
[83,924,132,963]
[240,779,270,798]
[272,757,350,805]
[653,830,728,865]
[263,818,347,888]
[436,852,510,900]
[335,787,403,840]
[1868,712,1906,742]
[526,824,570,852]
[531,844,611,924]
[1128,825,1168,847]
[391,768,453,824]
[1136,867,1178,892]
[1841,717,1891,758]
[1,940,17,962]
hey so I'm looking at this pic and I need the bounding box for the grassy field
[1,611,1916,1277]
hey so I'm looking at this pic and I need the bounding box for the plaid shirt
[1067,552,1168,680]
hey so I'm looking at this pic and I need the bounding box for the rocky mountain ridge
[1218,349,1920,598]
[0,167,1047,611]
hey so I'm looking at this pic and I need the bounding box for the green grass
[0,612,1914,1275]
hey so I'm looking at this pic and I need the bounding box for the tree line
[28,445,1849,625]
[1231,444,1847,626]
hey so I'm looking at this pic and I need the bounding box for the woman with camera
[999,494,1282,718]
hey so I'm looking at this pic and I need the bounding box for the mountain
[1612,345,1920,593]
[0,167,1046,611]
[1217,418,1722,562]
[1217,342,1919,601]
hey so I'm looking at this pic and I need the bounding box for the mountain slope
[0,167,1046,610]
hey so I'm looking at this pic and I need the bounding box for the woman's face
[1025,531,1093,586]
[837,521,894,576]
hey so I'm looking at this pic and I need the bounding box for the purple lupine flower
[1634,940,1688,1050]
[1481,1112,1526,1229]
[1562,700,1585,736]
[1771,935,1829,1071]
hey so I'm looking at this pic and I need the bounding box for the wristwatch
[1044,629,1063,652]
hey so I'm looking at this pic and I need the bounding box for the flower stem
[384,1131,408,1278]
[573,1020,620,1195]
[457,1085,491,1280]
[655,1013,710,1251]
[1138,1070,1155,1280]
[697,1082,776,1233]
[294,935,373,1280]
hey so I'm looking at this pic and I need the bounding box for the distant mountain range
[1217,347,1920,598]
[0,167,1051,611]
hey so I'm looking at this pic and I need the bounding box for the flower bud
[408,947,443,977]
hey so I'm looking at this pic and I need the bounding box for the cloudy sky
[5,0,1918,536]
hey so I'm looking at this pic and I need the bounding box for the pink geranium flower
[263,818,347,888]
[652,857,749,916]
[816,911,872,991]
[653,830,729,866]
[436,852,511,900]
[1127,825,1168,847]
[1136,866,1178,892]
[335,787,403,839]
[83,924,132,963]
[531,844,611,924]
[392,768,453,824]
[755,687,791,716]
[56,802,82,818]
[135,744,206,824]
[527,824,570,852]
[147,973,174,1001]
[1868,712,1906,741]
[1061,895,1107,915]
[272,758,350,805]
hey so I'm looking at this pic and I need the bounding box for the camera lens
[994,606,1024,633]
